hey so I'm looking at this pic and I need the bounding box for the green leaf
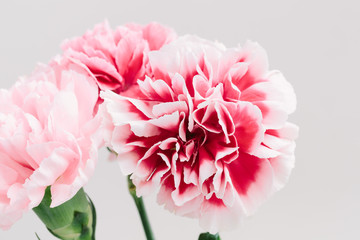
[198,232,221,240]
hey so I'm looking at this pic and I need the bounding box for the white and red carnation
[0,58,101,229]
[62,21,177,93]
[101,35,298,233]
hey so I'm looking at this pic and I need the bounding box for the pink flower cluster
[0,21,298,233]
[0,59,101,229]
[0,21,176,230]
[62,21,176,93]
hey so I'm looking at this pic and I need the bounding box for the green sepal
[33,187,96,240]
[198,232,221,240]
[87,194,97,238]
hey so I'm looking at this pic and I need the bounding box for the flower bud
[33,188,96,240]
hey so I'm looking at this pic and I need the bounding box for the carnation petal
[152,101,188,117]
[253,100,288,129]
[171,182,201,206]
[241,70,296,114]
[231,102,264,153]
[227,152,274,214]
[48,92,79,137]
[142,22,177,50]
[199,196,245,234]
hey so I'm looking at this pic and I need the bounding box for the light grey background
[1,0,359,239]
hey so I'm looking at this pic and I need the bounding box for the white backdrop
[0,0,359,239]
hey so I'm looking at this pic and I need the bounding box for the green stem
[33,187,96,240]
[198,232,221,240]
[127,175,155,240]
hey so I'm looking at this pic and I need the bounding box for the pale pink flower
[0,58,101,229]
[101,36,298,233]
[62,21,177,93]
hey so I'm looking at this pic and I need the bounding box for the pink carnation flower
[62,21,177,93]
[0,58,101,229]
[101,36,298,233]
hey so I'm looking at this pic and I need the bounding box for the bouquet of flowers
[0,21,298,240]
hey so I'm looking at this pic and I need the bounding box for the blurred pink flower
[101,36,298,233]
[62,21,177,93]
[0,58,101,229]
